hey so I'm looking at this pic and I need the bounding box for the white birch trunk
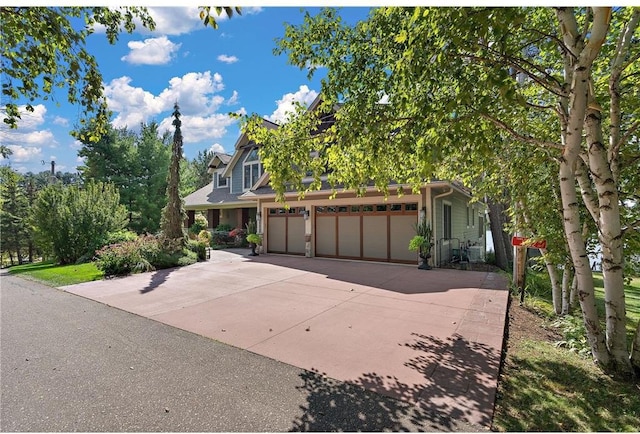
[541,250,563,315]
[584,106,631,374]
[556,6,613,371]
[562,262,572,315]
[570,274,578,308]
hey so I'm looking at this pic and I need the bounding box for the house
[183,119,278,231]
[184,99,486,267]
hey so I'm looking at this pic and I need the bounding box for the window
[444,203,452,239]
[466,205,470,227]
[478,216,484,238]
[217,172,227,188]
[243,148,263,190]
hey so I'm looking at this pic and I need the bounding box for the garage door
[266,207,305,255]
[315,203,418,263]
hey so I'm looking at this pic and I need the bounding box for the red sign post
[511,236,547,250]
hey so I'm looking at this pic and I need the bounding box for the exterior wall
[259,188,422,264]
[433,190,486,265]
[230,148,250,194]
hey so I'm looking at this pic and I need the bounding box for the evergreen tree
[31,181,127,264]
[0,167,30,265]
[160,102,186,242]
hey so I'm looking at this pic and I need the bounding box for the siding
[433,190,485,265]
[230,148,250,194]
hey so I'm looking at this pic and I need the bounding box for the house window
[478,216,484,238]
[443,203,452,239]
[243,148,262,190]
[466,205,470,227]
[217,172,227,188]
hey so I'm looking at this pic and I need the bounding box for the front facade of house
[241,180,485,267]
[183,121,279,230]
[184,99,486,267]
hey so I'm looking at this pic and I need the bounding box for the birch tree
[1,7,154,140]
[244,7,640,376]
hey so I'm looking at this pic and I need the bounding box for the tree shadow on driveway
[140,268,176,294]
[290,332,498,431]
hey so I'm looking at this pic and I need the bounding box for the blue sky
[0,6,371,174]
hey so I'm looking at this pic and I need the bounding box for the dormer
[207,152,232,189]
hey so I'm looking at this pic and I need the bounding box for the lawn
[492,272,640,432]
[7,261,104,286]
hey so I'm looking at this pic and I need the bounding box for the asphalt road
[1,273,480,432]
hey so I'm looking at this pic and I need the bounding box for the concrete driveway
[62,249,508,428]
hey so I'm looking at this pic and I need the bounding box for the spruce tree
[160,102,186,242]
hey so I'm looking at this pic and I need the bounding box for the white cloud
[91,7,263,38]
[53,116,69,126]
[267,85,319,124]
[158,113,237,145]
[158,72,225,114]
[69,140,83,150]
[209,143,226,154]
[227,90,239,106]
[217,54,239,64]
[121,36,181,65]
[104,76,167,128]
[105,72,241,141]
[0,104,47,130]
[244,7,263,15]
[6,145,43,163]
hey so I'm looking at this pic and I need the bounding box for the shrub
[246,233,262,245]
[211,230,232,246]
[95,235,159,276]
[103,229,139,246]
[32,181,128,264]
[188,213,208,236]
[186,239,208,261]
[215,223,233,232]
[197,229,212,244]
[95,234,199,276]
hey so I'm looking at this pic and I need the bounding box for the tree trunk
[632,321,640,374]
[541,249,562,315]
[561,262,573,315]
[555,6,614,372]
[487,198,512,271]
[560,158,609,367]
[585,105,631,375]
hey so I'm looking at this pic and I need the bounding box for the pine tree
[160,102,186,242]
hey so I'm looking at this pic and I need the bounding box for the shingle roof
[184,182,247,208]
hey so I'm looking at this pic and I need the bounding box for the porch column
[304,205,312,258]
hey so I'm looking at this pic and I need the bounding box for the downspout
[431,186,454,268]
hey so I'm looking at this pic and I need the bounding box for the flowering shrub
[95,234,160,276]
[95,234,199,276]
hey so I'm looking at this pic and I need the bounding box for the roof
[207,152,233,173]
[221,119,278,178]
[183,182,247,209]
[239,179,473,201]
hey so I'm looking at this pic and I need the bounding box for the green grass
[8,261,104,286]
[493,271,640,431]
[493,338,640,431]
